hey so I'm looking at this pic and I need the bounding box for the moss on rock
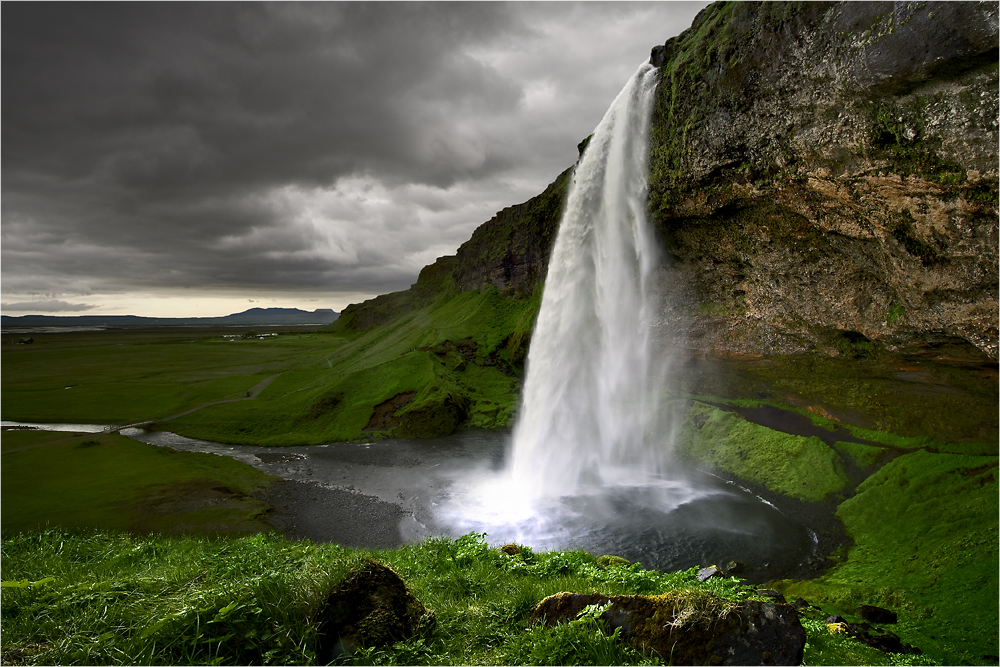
[317,559,435,660]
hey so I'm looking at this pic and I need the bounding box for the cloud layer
[2,2,709,315]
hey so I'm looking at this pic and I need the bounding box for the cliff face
[647,1,998,360]
[341,0,997,362]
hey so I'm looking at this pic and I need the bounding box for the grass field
[1,327,312,424]
[3,309,998,665]
[1,428,278,536]
[2,288,537,443]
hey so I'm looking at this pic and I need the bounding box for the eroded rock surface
[648,1,998,360]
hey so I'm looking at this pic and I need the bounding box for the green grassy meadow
[2,287,537,443]
[2,310,998,665]
[2,429,278,536]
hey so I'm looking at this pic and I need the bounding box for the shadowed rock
[857,604,897,624]
[316,560,435,661]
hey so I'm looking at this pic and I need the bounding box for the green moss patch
[831,440,887,470]
[676,401,849,502]
[680,354,998,446]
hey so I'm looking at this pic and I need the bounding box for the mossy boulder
[498,543,523,557]
[529,590,805,665]
[596,554,631,568]
[316,560,435,661]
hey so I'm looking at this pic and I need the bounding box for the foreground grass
[1,429,278,536]
[0,529,928,667]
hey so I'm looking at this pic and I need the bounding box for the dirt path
[159,372,282,422]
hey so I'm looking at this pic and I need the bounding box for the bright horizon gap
[0,290,377,319]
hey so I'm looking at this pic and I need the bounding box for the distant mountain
[1,307,339,327]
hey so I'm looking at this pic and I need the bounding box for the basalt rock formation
[340,0,998,365]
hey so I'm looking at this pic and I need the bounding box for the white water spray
[508,62,672,500]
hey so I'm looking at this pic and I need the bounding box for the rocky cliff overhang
[647,1,998,360]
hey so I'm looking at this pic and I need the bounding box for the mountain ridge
[1,307,339,328]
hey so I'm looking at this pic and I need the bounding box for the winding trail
[160,372,282,421]
[102,372,284,432]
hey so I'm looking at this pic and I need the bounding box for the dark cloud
[2,1,710,315]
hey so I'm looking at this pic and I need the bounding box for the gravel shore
[254,480,406,548]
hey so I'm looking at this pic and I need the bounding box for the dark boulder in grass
[498,543,523,556]
[856,604,897,624]
[316,560,435,661]
[529,590,805,665]
[845,623,921,656]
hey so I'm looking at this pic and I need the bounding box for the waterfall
[509,62,669,499]
[431,62,700,554]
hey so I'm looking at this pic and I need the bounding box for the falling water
[509,62,672,499]
[428,63,810,569]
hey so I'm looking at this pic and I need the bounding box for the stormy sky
[2,2,709,317]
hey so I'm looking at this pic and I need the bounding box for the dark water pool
[3,422,819,579]
[120,427,818,580]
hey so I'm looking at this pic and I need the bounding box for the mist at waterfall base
[428,64,817,576]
